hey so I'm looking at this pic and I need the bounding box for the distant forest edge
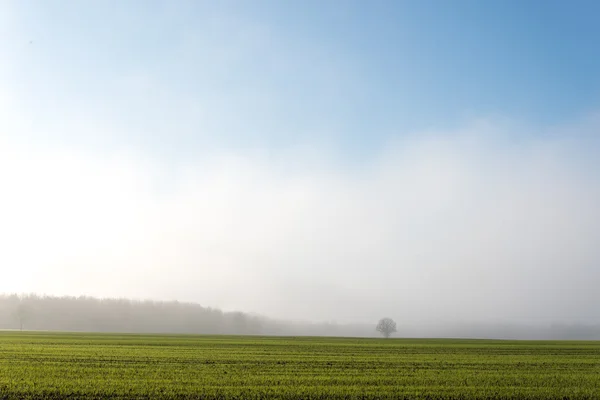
[0,293,371,336]
[1,293,600,339]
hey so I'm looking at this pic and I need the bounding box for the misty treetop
[376,317,397,338]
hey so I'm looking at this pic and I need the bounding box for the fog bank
[2,116,600,326]
[3,294,600,340]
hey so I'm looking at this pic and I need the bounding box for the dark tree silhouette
[376,317,397,338]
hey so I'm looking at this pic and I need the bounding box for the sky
[1,0,600,326]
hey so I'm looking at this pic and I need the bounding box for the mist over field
[2,119,600,334]
[3,294,600,340]
[2,1,600,339]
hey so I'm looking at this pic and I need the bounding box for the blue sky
[2,1,600,325]
[3,0,599,160]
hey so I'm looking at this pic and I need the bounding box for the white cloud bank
[1,114,600,326]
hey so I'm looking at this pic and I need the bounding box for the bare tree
[15,302,30,331]
[376,317,397,338]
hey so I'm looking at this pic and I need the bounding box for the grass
[0,332,599,399]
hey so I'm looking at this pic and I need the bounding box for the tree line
[0,293,375,336]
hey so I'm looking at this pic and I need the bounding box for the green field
[0,332,599,399]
